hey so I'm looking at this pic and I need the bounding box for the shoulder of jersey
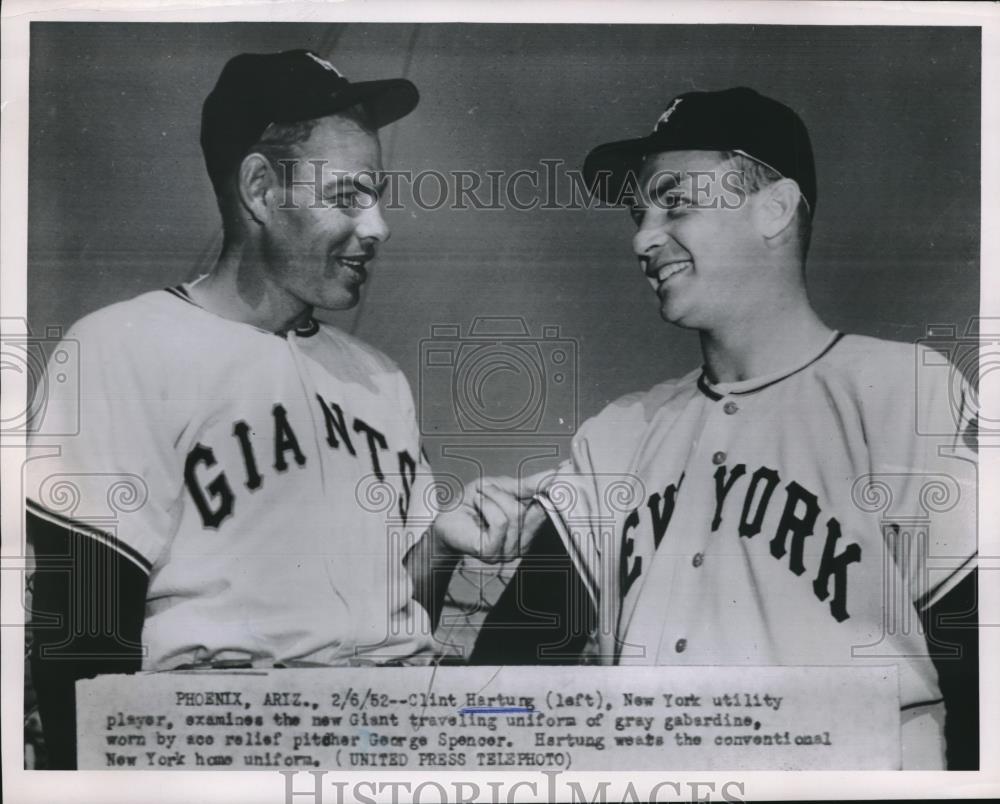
[578,367,703,438]
[62,289,192,349]
[817,333,925,387]
[312,321,405,378]
[826,333,917,363]
[67,292,403,377]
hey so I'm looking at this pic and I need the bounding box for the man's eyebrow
[321,175,352,193]
[321,174,389,194]
[647,171,682,197]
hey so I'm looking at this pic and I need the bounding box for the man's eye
[665,196,692,217]
[629,206,646,226]
[659,192,689,208]
[326,193,356,208]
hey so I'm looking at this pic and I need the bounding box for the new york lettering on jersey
[542,334,977,708]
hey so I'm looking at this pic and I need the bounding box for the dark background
[28,22,980,479]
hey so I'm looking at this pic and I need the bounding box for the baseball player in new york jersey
[25,50,451,768]
[462,88,978,769]
[541,334,975,769]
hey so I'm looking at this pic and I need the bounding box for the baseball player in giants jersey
[459,88,978,769]
[25,50,462,768]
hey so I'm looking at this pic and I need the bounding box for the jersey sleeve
[865,345,978,612]
[535,406,653,666]
[538,430,605,608]
[536,401,645,613]
[24,313,182,574]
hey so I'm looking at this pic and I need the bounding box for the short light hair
[254,104,375,184]
[720,150,812,259]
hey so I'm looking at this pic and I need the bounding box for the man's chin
[313,287,361,313]
[657,299,679,323]
[658,302,696,329]
[326,297,361,313]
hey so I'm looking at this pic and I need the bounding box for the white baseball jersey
[26,284,437,669]
[540,332,977,768]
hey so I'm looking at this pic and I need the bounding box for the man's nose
[356,200,390,244]
[632,219,667,261]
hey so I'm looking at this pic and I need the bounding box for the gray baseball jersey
[26,283,437,669]
[539,333,977,767]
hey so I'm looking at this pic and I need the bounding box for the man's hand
[432,471,552,563]
[406,471,553,629]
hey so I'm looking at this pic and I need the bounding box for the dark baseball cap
[201,49,419,192]
[583,87,816,214]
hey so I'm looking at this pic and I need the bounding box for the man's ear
[237,153,275,226]
[754,178,801,241]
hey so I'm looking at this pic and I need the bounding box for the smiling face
[631,149,771,330]
[260,115,389,312]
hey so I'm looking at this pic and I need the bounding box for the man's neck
[189,243,312,334]
[699,301,833,384]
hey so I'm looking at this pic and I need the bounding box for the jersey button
[712,451,726,465]
[675,638,687,653]
[723,401,739,415]
[692,552,704,568]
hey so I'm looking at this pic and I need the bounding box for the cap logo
[654,98,683,131]
[305,52,342,77]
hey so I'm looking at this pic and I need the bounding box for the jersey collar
[165,284,320,339]
[697,331,845,400]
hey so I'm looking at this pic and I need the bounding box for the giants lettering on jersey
[183,394,418,529]
[619,462,862,623]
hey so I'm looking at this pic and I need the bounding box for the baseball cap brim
[583,137,654,203]
[583,134,741,204]
[291,77,419,129]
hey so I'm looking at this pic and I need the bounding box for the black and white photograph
[2,2,998,802]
